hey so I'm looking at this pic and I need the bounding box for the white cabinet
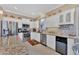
[59,8,75,25]
[47,35,56,50]
[67,38,74,55]
[65,8,75,24]
[31,32,40,42]
[46,14,59,27]
[59,12,65,25]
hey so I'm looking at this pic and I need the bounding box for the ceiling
[0,4,63,18]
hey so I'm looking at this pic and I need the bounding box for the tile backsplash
[74,38,79,43]
[58,7,79,44]
[59,24,76,36]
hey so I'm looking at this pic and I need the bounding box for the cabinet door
[59,13,65,25]
[47,35,55,50]
[67,38,74,55]
[35,33,40,42]
[31,32,36,40]
[46,15,59,27]
[31,32,40,42]
[65,8,75,24]
[65,12,71,23]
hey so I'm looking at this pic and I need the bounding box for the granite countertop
[31,31,79,39]
[42,32,78,39]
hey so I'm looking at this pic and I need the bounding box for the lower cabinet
[67,38,74,55]
[47,35,74,55]
[31,32,40,42]
[31,32,75,55]
[47,35,55,50]
[40,34,47,46]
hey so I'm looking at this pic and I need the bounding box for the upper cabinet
[59,13,65,24]
[59,8,75,25]
[46,14,59,27]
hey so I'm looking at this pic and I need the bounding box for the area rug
[28,40,40,46]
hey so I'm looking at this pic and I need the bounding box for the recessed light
[31,12,35,15]
[14,6,18,10]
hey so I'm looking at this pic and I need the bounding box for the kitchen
[0,4,79,55]
[30,4,79,55]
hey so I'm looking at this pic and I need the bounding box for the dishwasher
[40,34,47,46]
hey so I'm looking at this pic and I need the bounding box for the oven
[56,36,67,55]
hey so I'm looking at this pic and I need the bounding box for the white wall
[18,20,22,28]
[36,20,39,29]
[30,20,39,29]
[22,18,30,24]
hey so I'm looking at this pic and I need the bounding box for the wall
[22,18,30,24]
[30,20,39,29]
[30,21,36,28]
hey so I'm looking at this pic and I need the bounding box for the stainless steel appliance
[40,34,47,46]
[56,36,67,55]
[22,24,30,42]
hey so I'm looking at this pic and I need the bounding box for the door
[2,20,8,48]
[2,20,8,37]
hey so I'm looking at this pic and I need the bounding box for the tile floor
[25,42,60,55]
